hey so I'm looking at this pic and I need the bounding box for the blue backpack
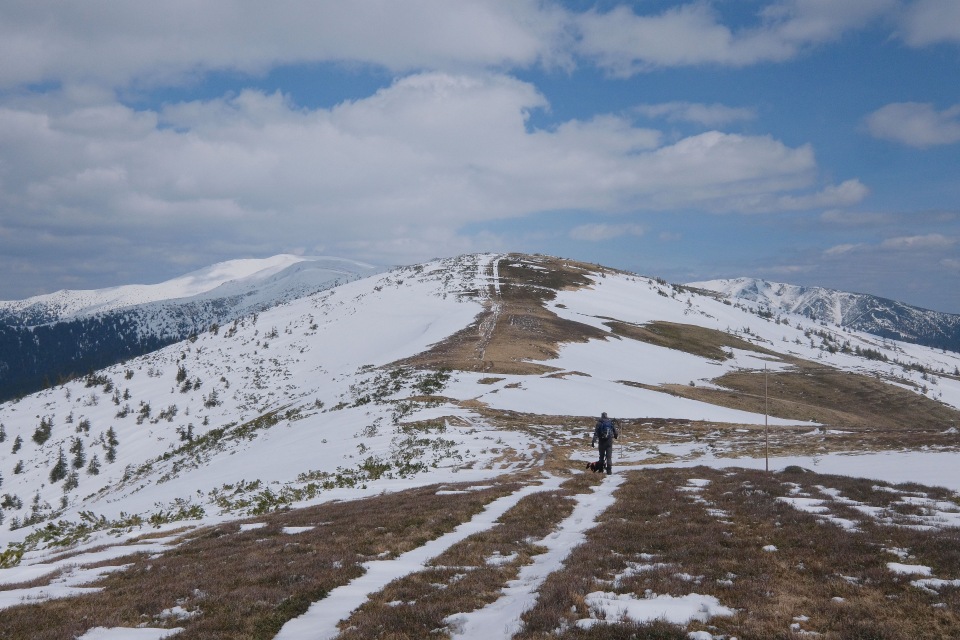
[598,418,614,440]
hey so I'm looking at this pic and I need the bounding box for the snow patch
[576,591,734,627]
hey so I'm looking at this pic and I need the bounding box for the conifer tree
[32,417,52,445]
[105,428,119,463]
[0,422,5,443]
[50,448,68,483]
[70,438,86,469]
[87,454,101,476]
[12,435,22,454]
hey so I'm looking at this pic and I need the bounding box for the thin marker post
[765,363,769,473]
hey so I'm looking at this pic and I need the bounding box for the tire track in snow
[445,474,626,640]
[274,474,564,640]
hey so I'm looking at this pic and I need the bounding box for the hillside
[0,256,379,402]
[1,254,960,639]
[690,276,960,353]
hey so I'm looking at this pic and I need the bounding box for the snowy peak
[1,251,958,550]
[689,278,847,322]
[0,255,381,401]
[689,277,960,352]
[0,255,378,324]
[1,254,960,639]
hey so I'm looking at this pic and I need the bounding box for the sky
[0,0,958,313]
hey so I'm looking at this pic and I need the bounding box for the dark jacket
[592,417,619,446]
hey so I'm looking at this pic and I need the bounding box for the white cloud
[0,1,918,92]
[0,0,567,89]
[711,178,868,214]
[899,0,960,46]
[864,102,960,148]
[820,234,954,259]
[759,0,897,42]
[816,234,956,280]
[824,243,862,256]
[764,264,815,275]
[3,72,843,219]
[634,102,757,126]
[338,227,509,267]
[576,4,760,72]
[574,0,895,73]
[569,223,646,242]
[880,233,956,250]
[0,71,864,291]
[820,210,898,226]
[772,180,870,210]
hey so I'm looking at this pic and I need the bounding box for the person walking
[591,412,619,474]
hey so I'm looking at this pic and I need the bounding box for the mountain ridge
[688,276,960,353]
[1,253,959,637]
[2,252,957,546]
[0,256,380,401]
[0,255,378,324]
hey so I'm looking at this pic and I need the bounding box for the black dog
[585,461,603,473]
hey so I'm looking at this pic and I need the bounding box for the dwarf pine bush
[32,417,53,445]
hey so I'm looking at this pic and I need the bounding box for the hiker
[591,411,619,474]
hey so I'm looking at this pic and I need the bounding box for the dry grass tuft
[4,466,959,638]
[606,320,774,362]
[656,360,960,441]
[516,467,960,640]
[0,481,523,640]
[335,475,598,639]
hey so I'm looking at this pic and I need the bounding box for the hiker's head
[601,412,607,418]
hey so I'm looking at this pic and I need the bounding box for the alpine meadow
[1,253,959,639]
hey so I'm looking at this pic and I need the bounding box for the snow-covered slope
[1,253,958,555]
[689,276,960,352]
[0,255,381,401]
[2,254,960,639]
[0,255,378,324]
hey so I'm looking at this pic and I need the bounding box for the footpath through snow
[276,472,624,640]
[445,474,626,639]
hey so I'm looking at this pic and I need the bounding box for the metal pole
[764,366,770,471]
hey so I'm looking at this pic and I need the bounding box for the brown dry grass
[397,255,608,375]
[0,480,524,640]
[402,252,960,459]
[449,395,958,475]
[517,466,960,640]
[5,256,959,638]
[402,252,960,456]
[606,320,775,361]
[4,466,958,639]
[335,475,599,639]
[602,320,960,446]
[655,360,960,435]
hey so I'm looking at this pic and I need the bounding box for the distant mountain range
[3,260,957,404]
[0,252,957,638]
[0,255,379,401]
[688,277,960,353]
